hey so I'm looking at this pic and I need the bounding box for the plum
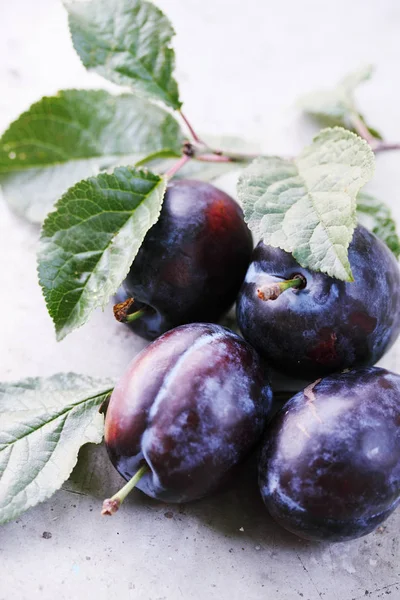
[259,367,400,542]
[115,180,253,340]
[237,225,400,379]
[102,323,272,512]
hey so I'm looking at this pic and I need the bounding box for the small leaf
[38,167,167,340]
[65,0,182,109]
[358,114,383,142]
[357,192,400,258]
[0,90,182,222]
[238,128,375,281]
[299,65,381,139]
[0,373,113,525]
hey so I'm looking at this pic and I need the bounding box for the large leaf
[38,166,167,340]
[0,373,113,525]
[357,192,400,259]
[299,65,382,140]
[65,0,182,110]
[238,128,375,281]
[0,90,182,222]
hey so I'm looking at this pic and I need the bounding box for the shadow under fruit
[104,323,273,504]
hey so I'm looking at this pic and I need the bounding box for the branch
[350,113,400,154]
[373,141,400,153]
[179,112,261,164]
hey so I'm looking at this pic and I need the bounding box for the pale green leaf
[299,65,381,139]
[357,192,400,258]
[299,65,372,121]
[238,128,375,281]
[38,166,167,340]
[65,0,182,109]
[0,373,113,525]
[0,90,182,222]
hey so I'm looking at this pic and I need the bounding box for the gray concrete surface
[1,1,400,599]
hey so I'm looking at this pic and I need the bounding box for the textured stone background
[1,1,400,599]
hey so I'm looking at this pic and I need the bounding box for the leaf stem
[257,275,306,301]
[195,153,232,163]
[184,141,260,164]
[165,154,191,179]
[101,464,149,516]
[179,112,260,163]
[350,113,376,145]
[212,149,261,162]
[179,110,203,143]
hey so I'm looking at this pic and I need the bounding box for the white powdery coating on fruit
[279,394,351,462]
[244,261,271,285]
[148,328,227,421]
[266,470,306,513]
[142,328,259,478]
[265,373,400,521]
[200,362,256,419]
[145,382,251,473]
[361,429,387,461]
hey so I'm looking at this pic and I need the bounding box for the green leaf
[358,114,383,142]
[38,166,167,340]
[357,192,400,258]
[238,128,375,281]
[0,373,113,525]
[65,0,182,110]
[299,65,382,139]
[0,90,182,222]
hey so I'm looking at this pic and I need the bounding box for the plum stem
[101,464,149,516]
[125,308,147,323]
[257,275,306,301]
[113,298,146,324]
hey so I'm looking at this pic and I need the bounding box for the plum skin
[104,323,273,503]
[118,179,253,340]
[259,367,400,542]
[237,225,400,379]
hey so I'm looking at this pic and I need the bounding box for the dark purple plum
[104,323,272,505]
[237,225,400,379]
[116,180,253,340]
[259,367,400,542]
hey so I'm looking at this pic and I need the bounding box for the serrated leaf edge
[37,168,167,340]
[0,383,113,525]
[64,0,182,110]
[0,89,183,174]
[239,128,375,281]
[293,127,375,280]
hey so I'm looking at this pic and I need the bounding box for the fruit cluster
[104,180,400,543]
